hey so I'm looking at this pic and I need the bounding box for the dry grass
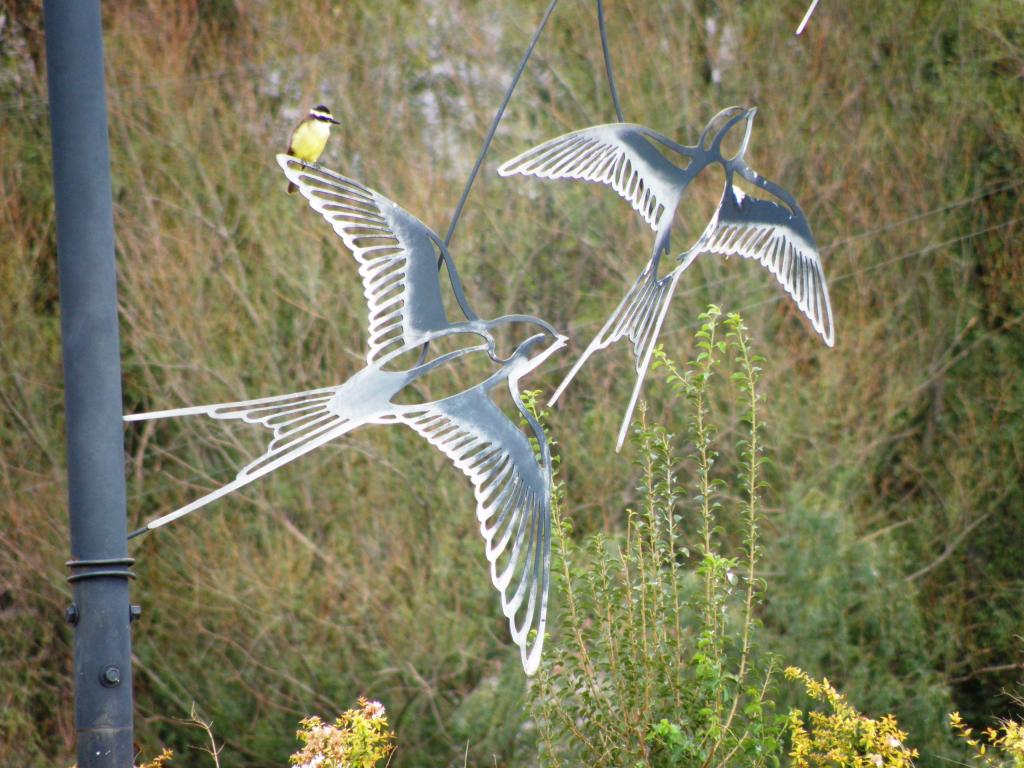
[1,0,1021,765]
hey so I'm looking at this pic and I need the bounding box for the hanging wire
[596,0,625,122]
[0,46,338,117]
[443,0,561,248]
[795,0,821,35]
[538,206,1022,375]
[655,215,1024,349]
[414,0,559,365]
[681,181,1021,309]
[819,179,1024,254]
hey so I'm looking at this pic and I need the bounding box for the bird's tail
[549,259,684,451]
[287,181,298,194]
[126,387,356,536]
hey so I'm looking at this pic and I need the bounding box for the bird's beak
[537,333,568,367]
[329,117,341,125]
[522,332,568,371]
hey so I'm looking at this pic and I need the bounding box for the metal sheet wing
[696,181,834,346]
[278,155,453,363]
[403,385,551,674]
[497,123,690,231]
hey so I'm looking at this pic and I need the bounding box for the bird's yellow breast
[289,119,331,163]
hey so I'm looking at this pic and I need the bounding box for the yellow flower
[950,710,1024,767]
[785,666,918,767]
[290,700,396,768]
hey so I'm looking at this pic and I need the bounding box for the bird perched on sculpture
[499,106,835,450]
[125,157,567,674]
[285,104,340,193]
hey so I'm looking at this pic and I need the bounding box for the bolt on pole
[43,0,135,765]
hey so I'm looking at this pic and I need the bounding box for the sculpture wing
[498,124,691,230]
[402,385,552,674]
[697,170,835,346]
[278,155,471,363]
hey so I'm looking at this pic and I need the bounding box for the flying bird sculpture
[125,156,567,674]
[498,106,834,450]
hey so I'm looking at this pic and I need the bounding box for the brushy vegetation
[1,0,1022,765]
[950,709,1024,768]
[129,698,395,768]
[289,698,395,768]
[784,666,918,768]
[533,309,784,768]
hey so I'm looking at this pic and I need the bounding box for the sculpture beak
[524,332,568,370]
[509,331,568,383]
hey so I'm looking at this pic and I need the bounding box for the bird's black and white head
[486,315,568,376]
[309,104,341,125]
[699,105,757,163]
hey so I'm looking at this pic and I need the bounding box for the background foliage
[0,0,1021,765]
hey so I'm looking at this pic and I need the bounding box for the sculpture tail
[126,387,357,536]
[548,258,685,452]
[612,269,683,451]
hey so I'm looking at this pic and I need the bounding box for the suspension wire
[0,46,337,117]
[443,0,561,248]
[571,179,1024,335]
[540,211,1022,378]
[825,216,1020,286]
[596,0,624,122]
[669,180,1024,302]
[819,179,1024,254]
[795,0,821,35]
[9,219,1015,510]
[660,215,1024,346]
[414,0,559,364]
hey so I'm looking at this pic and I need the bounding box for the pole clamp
[66,557,136,583]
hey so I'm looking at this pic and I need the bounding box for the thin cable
[443,0,560,248]
[577,180,1024,337]
[416,0,560,365]
[0,53,297,116]
[795,0,821,35]
[596,0,624,122]
[821,179,1024,254]
[668,215,1023,343]
[828,216,1021,285]
[541,212,1022,377]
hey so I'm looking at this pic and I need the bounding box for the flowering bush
[785,667,918,767]
[950,710,1024,768]
[290,698,395,768]
[533,309,785,768]
[136,749,174,768]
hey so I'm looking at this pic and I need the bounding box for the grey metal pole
[43,1,135,765]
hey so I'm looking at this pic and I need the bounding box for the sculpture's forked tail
[125,387,356,537]
[549,253,693,451]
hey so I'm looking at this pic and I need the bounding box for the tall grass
[1,0,1021,765]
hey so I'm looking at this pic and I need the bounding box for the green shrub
[533,307,785,767]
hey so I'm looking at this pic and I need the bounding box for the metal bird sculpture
[498,106,835,450]
[125,156,568,674]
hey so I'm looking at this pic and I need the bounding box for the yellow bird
[285,104,340,193]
